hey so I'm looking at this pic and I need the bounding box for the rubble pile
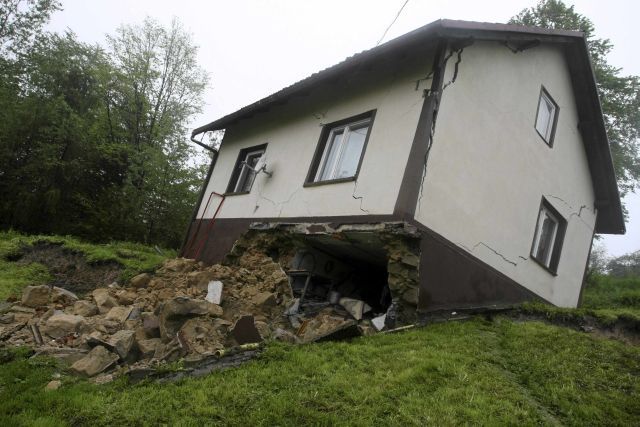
[0,227,421,381]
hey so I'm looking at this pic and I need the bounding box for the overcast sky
[46,0,638,257]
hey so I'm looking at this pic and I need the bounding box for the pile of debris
[0,232,412,380]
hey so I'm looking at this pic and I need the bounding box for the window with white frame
[226,144,266,194]
[531,199,566,273]
[534,87,559,146]
[306,111,374,184]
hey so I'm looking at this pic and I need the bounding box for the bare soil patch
[17,243,122,295]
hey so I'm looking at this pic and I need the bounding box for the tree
[104,18,209,245]
[606,250,640,277]
[511,0,640,200]
[0,12,210,248]
[0,0,61,58]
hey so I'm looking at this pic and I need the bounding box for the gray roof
[193,19,624,234]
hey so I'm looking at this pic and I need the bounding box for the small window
[305,111,375,185]
[226,144,267,194]
[531,198,567,274]
[534,87,559,146]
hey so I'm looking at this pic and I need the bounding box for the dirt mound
[17,243,122,295]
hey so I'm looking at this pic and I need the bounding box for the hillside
[0,233,638,425]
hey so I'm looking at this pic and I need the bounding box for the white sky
[46,0,639,257]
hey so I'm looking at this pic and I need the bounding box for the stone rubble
[0,237,415,380]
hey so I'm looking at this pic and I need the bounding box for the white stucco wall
[196,55,432,220]
[416,42,596,307]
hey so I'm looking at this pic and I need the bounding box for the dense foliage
[511,0,640,203]
[0,2,209,247]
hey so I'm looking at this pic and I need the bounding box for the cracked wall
[415,41,597,308]
[195,52,434,221]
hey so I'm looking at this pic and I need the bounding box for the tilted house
[182,20,624,317]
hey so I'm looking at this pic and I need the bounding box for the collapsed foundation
[228,221,423,328]
[0,222,424,381]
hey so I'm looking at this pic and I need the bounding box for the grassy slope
[521,275,640,326]
[0,231,174,300]
[0,234,638,425]
[0,319,638,426]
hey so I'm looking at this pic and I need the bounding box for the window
[226,144,267,194]
[534,87,559,146]
[531,198,567,274]
[305,111,375,185]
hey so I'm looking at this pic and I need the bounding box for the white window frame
[314,117,371,182]
[530,199,567,274]
[227,146,266,194]
[534,87,559,146]
[532,206,560,268]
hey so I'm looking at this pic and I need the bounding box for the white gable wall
[416,41,596,307]
[197,57,431,220]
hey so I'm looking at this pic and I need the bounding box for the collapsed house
[183,19,624,320]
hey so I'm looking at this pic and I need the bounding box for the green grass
[520,274,640,327]
[583,274,640,310]
[0,230,174,300]
[0,318,637,426]
[0,261,51,301]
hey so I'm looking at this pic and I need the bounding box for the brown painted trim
[577,219,597,307]
[393,41,447,219]
[533,85,560,147]
[184,212,553,310]
[225,143,268,194]
[303,177,356,188]
[304,110,376,185]
[405,218,550,308]
[179,150,217,256]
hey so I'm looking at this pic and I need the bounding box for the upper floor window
[531,198,567,274]
[305,111,375,185]
[226,144,267,194]
[534,87,559,146]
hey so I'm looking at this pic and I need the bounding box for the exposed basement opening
[226,221,422,328]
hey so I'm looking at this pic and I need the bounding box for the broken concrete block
[141,314,160,338]
[50,287,79,305]
[401,287,419,306]
[73,301,98,317]
[400,253,420,268]
[137,338,161,359]
[92,289,118,314]
[70,345,119,377]
[43,313,88,339]
[231,315,262,345]
[159,297,223,341]
[254,320,271,339]
[205,281,223,305]
[105,306,134,324]
[161,258,197,273]
[0,314,15,324]
[371,314,387,331]
[108,330,135,360]
[21,285,50,307]
[177,318,225,354]
[115,290,137,305]
[339,297,368,321]
[45,380,62,391]
[252,292,277,308]
[153,338,183,362]
[130,273,152,289]
[271,328,299,344]
[32,347,88,365]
